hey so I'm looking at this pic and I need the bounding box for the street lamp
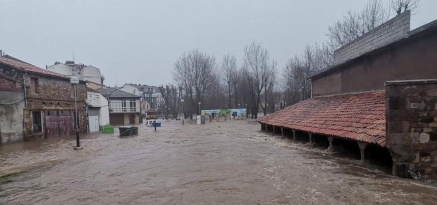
[245,104,248,119]
[181,99,184,125]
[198,101,201,116]
[165,105,167,120]
[70,76,81,150]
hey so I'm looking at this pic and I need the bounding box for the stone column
[327,136,334,152]
[292,130,296,140]
[308,133,313,144]
[357,142,368,162]
[272,126,275,134]
[281,128,284,137]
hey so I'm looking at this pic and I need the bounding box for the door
[129,114,135,124]
[89,116,99,132]
[45,110,74,138]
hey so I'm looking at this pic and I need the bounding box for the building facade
[97,87,141,125]
[259,13,437,178]
[0,55,88,143]
[87,89,110,132]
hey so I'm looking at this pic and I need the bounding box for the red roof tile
[0,56,68,79]
[258,91,386,147]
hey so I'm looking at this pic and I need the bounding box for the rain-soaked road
[1,120,437,205]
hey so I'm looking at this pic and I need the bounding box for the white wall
[120,84,141,97]
[82,66,102,85]
[87,91,109,126]
[99,95,109,126]
[46,64,73,76]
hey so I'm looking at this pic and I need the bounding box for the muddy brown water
[1,120,436,205]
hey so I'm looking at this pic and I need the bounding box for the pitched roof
[258,91,386,147]
[0,55,68,79]
[97,87,141,98]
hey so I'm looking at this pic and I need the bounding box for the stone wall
[386,79,437,177]
[24,74,88,140]
[0,90,24,144]
[334,11,410,65]
[0,77,16,88]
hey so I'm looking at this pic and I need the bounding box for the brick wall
[386,79,437,177]
[334,11,410,65]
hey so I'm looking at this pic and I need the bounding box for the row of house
[258,11,437,178]
[0,54,146,144]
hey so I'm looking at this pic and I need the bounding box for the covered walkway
[258,91,387,162]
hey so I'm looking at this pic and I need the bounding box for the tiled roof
[97,87,141,98]
[0,56,68,79]
[258,91,386,147]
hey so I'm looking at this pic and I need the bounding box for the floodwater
[1,120,437,205]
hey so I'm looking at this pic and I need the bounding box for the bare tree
[327,0,390,49]
[173,49,217,116]
[390,0,420,15]
[220,54,237,109]
[243,41,275,119]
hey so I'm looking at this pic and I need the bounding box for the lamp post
[181,99,184,125]
[165,105,167,120]
[70,76,81,150]
[198,101,201,116]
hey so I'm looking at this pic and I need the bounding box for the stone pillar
[327,136,334,152]
[272,126,275,134]
[281,128,284,137]
[308,133,313,144]
[264,124,267,132]
[292,129,296,140]
[357,142,368,162]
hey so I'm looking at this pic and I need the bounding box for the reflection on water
[1,120,436,205]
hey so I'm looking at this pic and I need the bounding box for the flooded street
[1,120,437,205]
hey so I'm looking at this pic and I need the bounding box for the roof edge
[385,79,437,86]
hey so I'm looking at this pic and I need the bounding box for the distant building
[97,87,141,125]
[120,84,165,109]
[0,54,88,144]
[47,61,103,85]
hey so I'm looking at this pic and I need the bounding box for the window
[130,100,136,112]
[32,111,42,132]
[30,77,39,94]
[122,100,127,112]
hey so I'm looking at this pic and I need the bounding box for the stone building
[0,55,88,143]
[259,12,437,177]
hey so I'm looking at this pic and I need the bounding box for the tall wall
[312,28,437,96]
[386,79,437,177]
[0,90,24,144]
[333,11,410,65]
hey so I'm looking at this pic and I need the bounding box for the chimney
[0,50,2,57]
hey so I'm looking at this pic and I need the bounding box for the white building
[47,61,103,85]
[96,87,141,125]
[119,84,143,98]
[86,90,110,132]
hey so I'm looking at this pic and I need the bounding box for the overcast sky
[1,0,436,86]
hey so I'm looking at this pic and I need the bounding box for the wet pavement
[1,120,437,205]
